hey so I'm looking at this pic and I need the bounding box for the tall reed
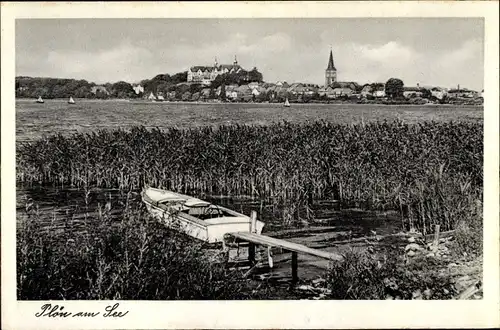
[17,120,482,232]
[17,203,250,300]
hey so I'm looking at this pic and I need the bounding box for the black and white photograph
[2,1,499,329]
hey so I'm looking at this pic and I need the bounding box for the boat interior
[144,188,244,221]
[183,205,235,220]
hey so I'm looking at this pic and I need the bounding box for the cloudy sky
[16,18,484,90]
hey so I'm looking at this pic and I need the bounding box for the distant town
[16,50,484,106]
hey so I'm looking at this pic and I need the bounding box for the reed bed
[17,120,482,234]
[17,202,251,300]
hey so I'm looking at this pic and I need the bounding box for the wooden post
[249,212,257,265]
[267,246,274,269]
[248,243,255,264]
[221,236,230,264]
[291,251,298,284]
[250,210,257,233]
[433,224,440,248]
[337,182,342,211]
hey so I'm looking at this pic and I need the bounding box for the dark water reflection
[17,184,401,241]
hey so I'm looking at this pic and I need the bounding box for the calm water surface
[15,99,483,142]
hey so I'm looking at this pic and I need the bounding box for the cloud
[429,39,483,89]
[149,32,294,80]
[317,39,482,89]
[257,33,293,52]
[20,41,153,83]
[323,41,422,84]
[355,41,415,64]
[16,29,483,90]
[436,39,482,69]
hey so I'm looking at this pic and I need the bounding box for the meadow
[15,101,483,299]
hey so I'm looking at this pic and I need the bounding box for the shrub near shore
[17,202,249,300]
[17,120,482,236]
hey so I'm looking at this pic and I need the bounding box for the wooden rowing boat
[141,187,265,244]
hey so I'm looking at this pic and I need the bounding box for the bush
[402,166,482,235]
[453,216,483,257]
[17,203,249,300]
[327,249,456,300]
[327,249,393,299]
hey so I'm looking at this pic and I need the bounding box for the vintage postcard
[1,1,499,329]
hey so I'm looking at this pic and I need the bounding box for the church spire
[326,48,336,71]
[325,48,337,87]
[233,55,238,65]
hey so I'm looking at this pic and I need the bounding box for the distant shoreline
[15,98,483,108]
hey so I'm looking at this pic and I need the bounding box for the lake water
[17,184,402,283]
[18,98,449,283]
[15,99,483,142]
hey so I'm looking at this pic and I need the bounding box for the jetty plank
[227,232,343,261]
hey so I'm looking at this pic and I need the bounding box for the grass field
[15,99,483,142]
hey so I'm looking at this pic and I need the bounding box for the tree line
[15,67,265,100]
[15,76,139,99]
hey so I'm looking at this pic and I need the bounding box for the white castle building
[187,56,243,85]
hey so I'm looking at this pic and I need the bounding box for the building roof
[335,82,357,89]
[289,83,303,89]
[237,85,252,93]
[404,87,423,92]
[219,64,242,71]
[361,85,373,92]
[189,63,242,73]
[448,88,473,93]
[190,66,212,73]
[326,49,336,71]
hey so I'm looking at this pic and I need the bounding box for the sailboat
[68,96,75,104]
[284,98,290,107]
[36,96,44,104]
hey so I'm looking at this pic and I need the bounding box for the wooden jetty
[224,211,343,284]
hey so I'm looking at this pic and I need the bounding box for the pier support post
[433,224,441,248]
[291,251,298,284]
[248,243,255,264]
[250,211,257,233]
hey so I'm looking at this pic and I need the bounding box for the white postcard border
[2,2,499,329]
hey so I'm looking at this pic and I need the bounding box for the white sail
[68,97,75,104]
[284,98,290,107]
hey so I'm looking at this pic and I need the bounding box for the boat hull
[144,201,210,241]
[142,188,265,244]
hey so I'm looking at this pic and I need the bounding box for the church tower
[325,49,337,87]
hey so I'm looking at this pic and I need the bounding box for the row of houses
[142,80,484,102]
